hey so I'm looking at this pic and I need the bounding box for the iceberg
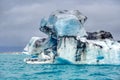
[23,10,120,64]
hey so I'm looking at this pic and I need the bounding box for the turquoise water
[0,53,120,80]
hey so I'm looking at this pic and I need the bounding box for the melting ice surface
[23,10,120,64]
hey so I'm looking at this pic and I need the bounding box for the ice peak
[40,10,87,38]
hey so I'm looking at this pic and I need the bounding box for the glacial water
[0,53,120,80]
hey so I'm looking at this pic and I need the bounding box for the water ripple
[34,70,64,75]
[89,72,106,76]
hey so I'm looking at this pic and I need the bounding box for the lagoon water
[0,53,120,80]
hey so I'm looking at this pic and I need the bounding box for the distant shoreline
[0,52,22,54]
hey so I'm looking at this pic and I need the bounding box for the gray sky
[0,0,120,47]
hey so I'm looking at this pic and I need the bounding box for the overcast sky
[0,0,120,48]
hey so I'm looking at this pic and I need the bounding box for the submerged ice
[23,10,120,64]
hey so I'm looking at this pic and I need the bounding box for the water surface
[0,53,120,80]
